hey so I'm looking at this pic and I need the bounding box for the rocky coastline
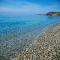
[46,12,60,16]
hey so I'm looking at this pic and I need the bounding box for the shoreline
[0,23,60,60]
[15,23,60,60]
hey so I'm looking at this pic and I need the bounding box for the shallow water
[0,15,60,58]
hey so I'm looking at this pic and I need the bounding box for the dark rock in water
[46,12,60,16]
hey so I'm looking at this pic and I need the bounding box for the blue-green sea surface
[0,15,60,58]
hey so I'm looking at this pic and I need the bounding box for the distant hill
[46,12,60,16]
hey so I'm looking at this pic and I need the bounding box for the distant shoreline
[37,12,60,16]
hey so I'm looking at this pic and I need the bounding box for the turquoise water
[0,15,60,35]
[0,15,60,57]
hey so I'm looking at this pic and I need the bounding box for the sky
[0,0,60,15]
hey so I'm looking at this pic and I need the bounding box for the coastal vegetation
[46,12,60,16]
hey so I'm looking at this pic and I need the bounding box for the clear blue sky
[0,0,60,15]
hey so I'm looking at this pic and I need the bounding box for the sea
[0,15,60,58]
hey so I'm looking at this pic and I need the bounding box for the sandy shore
[15,24,60,60]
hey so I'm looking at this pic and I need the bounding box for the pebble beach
[15,24,60,60]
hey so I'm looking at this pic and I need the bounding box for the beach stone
[15,24,60,60]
